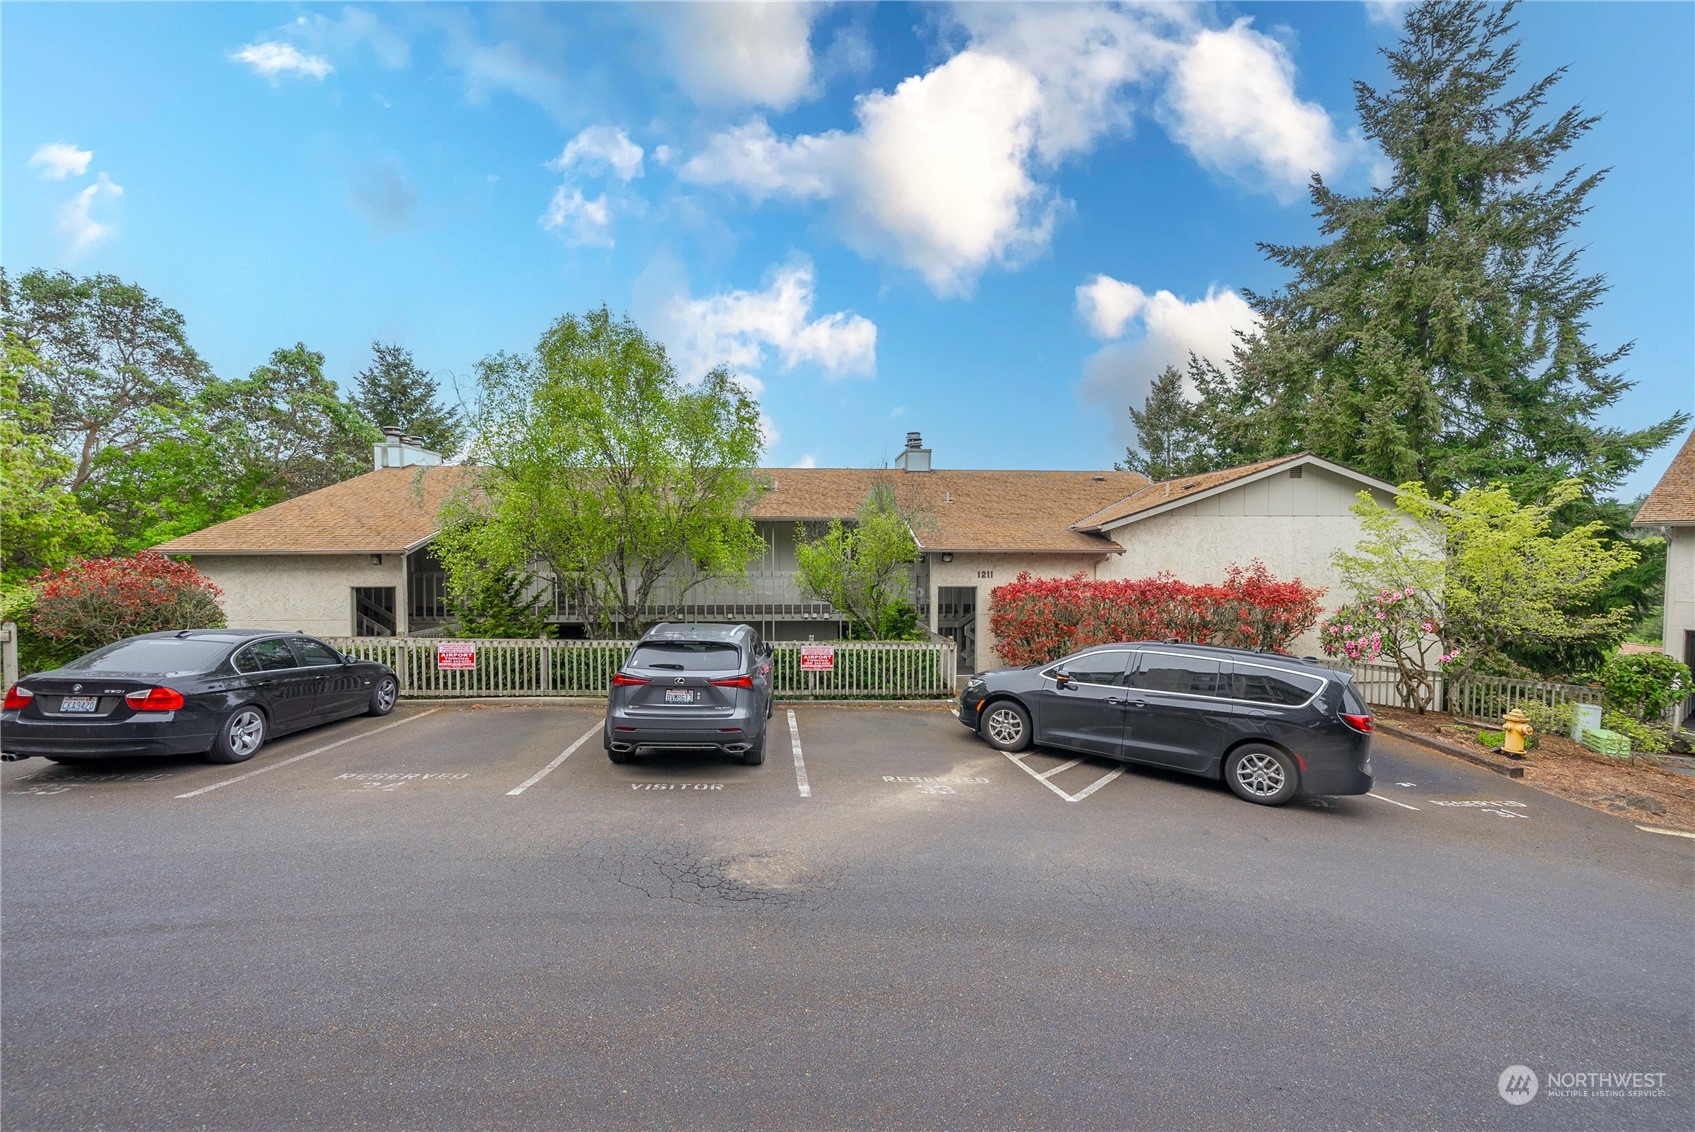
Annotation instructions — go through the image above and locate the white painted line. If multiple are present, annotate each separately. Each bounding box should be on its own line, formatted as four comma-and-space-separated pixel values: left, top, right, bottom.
1036, 757, 1086, 780
1635, 824, 1695, 840
1001, 750, 1080, 802
506, 724, 600, 795
176, 709, 439, 799
1367, 791, 1420, 811
787, 709, 811, 798
1069, 766, 1125, 801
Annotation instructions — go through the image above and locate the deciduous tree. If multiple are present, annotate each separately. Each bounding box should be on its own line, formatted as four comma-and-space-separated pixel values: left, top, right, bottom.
793, 485, 927, 640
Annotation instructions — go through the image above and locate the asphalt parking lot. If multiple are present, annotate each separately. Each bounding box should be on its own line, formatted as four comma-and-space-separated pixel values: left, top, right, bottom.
4, 702, 1691, 1131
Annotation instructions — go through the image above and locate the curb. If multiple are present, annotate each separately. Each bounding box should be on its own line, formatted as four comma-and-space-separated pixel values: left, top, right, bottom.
1377, 720, 1526, 778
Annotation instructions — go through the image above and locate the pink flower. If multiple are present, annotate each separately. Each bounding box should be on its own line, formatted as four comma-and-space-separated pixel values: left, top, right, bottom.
1375, 611, 1385, 620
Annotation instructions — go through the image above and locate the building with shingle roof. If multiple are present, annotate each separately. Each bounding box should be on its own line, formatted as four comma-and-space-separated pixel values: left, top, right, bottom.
1633, 429, 1695, 719
156, 431, 1412, 670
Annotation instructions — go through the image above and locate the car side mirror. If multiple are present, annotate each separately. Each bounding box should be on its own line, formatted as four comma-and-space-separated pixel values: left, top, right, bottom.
1054, 671, 1072, 688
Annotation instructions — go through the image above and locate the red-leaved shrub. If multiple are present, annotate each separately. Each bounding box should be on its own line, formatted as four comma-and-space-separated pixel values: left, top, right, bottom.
988, 561, 1324, 666
30, 551, 226, 657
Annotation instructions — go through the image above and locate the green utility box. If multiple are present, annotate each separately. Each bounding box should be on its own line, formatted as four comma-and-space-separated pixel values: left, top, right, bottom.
1580, 727, 1631, 758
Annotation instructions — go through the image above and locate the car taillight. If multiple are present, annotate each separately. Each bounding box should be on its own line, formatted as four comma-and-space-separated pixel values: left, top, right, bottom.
611, 673, 650, 686
125, 687, 186, 711
3, 685, 33, 710
709, 675, 753, 688
1341, 712, 1374, 734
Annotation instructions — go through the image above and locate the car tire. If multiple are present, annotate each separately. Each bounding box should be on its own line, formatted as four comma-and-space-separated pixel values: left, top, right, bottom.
1224, 744, 1299, 806
980, 700, 1032, 753
766, 694, 774, 720
741, 738, 766, 766
208, 705, 267, 764
366, 675, 398, 717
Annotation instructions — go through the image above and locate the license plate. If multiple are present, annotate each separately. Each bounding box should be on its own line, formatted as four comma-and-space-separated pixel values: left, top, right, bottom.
664, 689, 695, 704
60, 696, 98, 713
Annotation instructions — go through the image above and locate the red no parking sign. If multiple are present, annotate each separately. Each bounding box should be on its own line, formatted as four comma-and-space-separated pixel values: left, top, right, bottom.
436, 642, 476, 670
800, 644, 835, 671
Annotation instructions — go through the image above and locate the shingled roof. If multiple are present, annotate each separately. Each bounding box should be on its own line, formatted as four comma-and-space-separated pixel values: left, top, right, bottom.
1635, 430, 1695, 525
155, 465, 1150, 556
1071, 455, 1303, 531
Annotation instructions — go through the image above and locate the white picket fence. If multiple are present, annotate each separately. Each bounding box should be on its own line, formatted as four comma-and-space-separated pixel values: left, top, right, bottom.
323, 637, 957, 700
1316, 658, 1600, 721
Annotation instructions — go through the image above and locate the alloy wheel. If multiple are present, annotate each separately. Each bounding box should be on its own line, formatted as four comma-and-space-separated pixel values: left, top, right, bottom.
986, 707, 1024, 747
229, 710, 265, 756
376, 679, 397, 712
1234, 751, 1286, 798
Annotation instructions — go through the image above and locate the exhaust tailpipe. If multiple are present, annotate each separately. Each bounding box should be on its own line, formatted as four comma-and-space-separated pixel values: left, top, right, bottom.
1, 752, 33, 762
610, 742, 634, 753
723, 744, 750, 754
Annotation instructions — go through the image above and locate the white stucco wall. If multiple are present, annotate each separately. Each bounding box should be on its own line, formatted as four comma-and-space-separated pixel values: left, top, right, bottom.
1096, 466, 1416, 656
190, 554, 407, 637
1664, 528, 1695, 724
928, 552, 1107, 670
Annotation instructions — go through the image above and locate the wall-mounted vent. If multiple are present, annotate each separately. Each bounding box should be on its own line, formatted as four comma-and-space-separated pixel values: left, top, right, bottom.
943, 491, 953, 504
1289, 466, 1303, 479
1092, 475, 1106, 481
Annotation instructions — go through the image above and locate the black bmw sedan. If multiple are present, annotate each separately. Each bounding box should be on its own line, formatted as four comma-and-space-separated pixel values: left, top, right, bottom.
1, 629, 398, 765
957, 641, 1374, 806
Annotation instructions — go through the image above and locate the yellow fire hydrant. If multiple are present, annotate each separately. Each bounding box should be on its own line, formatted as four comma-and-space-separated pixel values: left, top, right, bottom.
1502, 708, 1534, 756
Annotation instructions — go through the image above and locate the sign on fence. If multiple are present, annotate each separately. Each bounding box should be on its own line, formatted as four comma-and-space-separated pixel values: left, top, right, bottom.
799, 644, 836, 672
436, 642, 476, 670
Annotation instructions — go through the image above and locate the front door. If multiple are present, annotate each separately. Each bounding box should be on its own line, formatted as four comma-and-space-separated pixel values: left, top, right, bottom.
937, 586, 977, 673
290, 636, 365, 718
233, 637, 319, 731
1037, 649, 1132, 755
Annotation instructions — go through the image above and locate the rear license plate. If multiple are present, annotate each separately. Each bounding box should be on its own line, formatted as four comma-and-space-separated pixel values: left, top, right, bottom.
664, 689, 695, 705
60, 696, 99, 713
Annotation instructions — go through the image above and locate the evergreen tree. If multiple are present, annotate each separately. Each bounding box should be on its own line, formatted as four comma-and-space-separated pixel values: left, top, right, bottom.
1118, 361, 1212, 481
1200, 0, 1686, 496
349, 342, 463, 456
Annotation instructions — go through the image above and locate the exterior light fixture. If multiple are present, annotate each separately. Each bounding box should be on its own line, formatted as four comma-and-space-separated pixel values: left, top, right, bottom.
941, 553, 953, 563
370, 554, 384, 565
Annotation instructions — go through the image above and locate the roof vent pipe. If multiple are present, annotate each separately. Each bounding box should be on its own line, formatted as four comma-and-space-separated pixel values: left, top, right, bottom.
894, 431, 932, 473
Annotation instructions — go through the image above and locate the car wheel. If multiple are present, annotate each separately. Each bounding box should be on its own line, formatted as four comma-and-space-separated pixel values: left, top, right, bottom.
366, 675, 398, 717
980, 700, 1032, 753
766, 694, 774, 719
1224, 745, 1299, 805
741, 738, 766, 766
208, 706, 267, 764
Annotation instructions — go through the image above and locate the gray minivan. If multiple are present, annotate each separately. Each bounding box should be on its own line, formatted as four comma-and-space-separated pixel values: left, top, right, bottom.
603, 623, 775, 765
957, 641, 1374, 805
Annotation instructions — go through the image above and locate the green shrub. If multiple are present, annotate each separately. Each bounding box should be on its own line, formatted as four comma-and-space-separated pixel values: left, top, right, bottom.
1601, 711, 1670, 755
1517, 700, 1575, 745
1598, 652, 1691, 722
1477, 730, 1504, 749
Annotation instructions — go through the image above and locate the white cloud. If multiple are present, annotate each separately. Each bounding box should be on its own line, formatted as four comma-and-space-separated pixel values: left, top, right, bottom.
791, 454, 818, 468
1076, 277, 1260, 446
29, 142, 93, 181
663, 3, 819, 110
432, 8, 571, 119
58, 173, 123, 255
662, 259, 877, 386
1363, 1, 1412, 28
296, 7, 410, 69
548, 126, 644, 182
540, 187, 613, 247
229, 41, 334, 81
1161, 19, 1350, 198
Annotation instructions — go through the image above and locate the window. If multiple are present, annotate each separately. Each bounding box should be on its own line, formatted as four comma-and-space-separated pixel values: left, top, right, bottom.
628, 642, 743, 672
1229, 664, 1324, 706
292, 638, 343, 667
65, 638, 231, 674
233, 639, 297, 673
1049, 650, 1129, 687
1127, 652, 1227, 697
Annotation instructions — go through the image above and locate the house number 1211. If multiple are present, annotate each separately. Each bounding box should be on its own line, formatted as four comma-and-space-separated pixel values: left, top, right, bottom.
977, 570, 994, 579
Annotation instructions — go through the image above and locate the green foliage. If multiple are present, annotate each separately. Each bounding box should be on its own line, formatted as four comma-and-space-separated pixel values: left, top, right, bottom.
1597, 652, 1691, 722
1184, 0, 1686, 496
1601, 711, 1670, 756
1476, 730, 1504, 750
441, 306, 764, 638
349, 341, 464, 455
1334, 480, 1640, 687
1, 585, 77, 676
1518, 700, 1576, 740
793, 484, 927, 640
449, 563, 552, 639
0, 340, 113, 584
29, 551, 225, 660
0, 267, 212, 493
1118, 361, 1214, 481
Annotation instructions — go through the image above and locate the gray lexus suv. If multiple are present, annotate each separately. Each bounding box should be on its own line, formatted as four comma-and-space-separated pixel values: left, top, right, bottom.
604, 623, 775, 765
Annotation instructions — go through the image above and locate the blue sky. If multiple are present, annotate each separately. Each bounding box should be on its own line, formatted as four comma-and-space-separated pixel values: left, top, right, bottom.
5, 2, 1691, 500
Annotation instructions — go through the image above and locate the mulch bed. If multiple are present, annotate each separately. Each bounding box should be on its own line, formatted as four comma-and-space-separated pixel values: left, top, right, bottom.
1376, 706, 1695, 833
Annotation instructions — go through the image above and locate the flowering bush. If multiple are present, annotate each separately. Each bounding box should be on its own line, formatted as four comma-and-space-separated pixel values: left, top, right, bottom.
1318, 585, 1449, 711
988, 561, 1324, 667
29, 552, 225, 658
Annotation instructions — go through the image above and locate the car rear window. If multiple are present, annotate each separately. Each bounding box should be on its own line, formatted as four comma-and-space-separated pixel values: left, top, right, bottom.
1341, 683, 1368, 715
62, 638, 230, 675
1228, 664, 1325, 706
1127, 652, 1228, 696
628, 642, 743, 672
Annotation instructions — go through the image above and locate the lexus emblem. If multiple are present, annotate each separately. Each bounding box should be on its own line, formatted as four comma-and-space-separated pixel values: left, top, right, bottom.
674, 677, 687, 685
72, 684, 82, 692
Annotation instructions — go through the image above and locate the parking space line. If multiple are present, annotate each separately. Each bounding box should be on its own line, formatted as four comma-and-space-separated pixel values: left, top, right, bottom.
1367, 792, 1420, 811
1635, 824, 1695, 840
506, 725, 600, 796
1001, 751, 1076, 802
1036, 757, 1085, 780
787, 709, 811, 798
1069, 766, 1125, 801
175, 710, 439, 799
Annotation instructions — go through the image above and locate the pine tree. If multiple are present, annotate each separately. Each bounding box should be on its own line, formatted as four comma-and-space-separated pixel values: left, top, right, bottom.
349, 342, 464, 456
1118, 362, 1211, 481
1202, 0, 1686, 496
